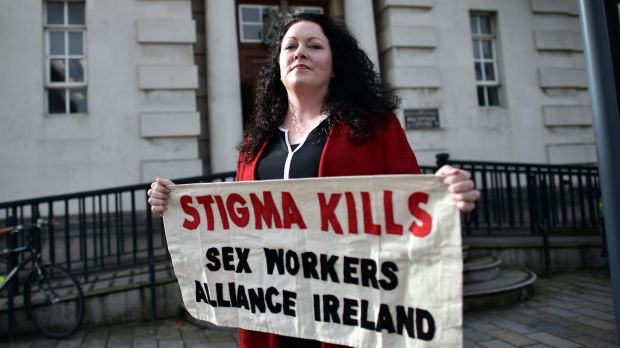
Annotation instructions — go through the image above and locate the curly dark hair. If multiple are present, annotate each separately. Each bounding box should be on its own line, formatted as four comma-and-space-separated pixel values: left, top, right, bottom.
238, 12, 400, 160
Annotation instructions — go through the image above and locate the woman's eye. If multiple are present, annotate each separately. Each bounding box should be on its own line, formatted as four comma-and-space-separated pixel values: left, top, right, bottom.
284, 45, 296, 50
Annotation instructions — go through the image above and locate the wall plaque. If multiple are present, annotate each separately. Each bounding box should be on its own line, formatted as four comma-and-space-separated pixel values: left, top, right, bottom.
404, 109, 440, 129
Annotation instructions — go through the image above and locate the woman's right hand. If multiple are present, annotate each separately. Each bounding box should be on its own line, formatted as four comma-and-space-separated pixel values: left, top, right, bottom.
148, 177, 174, 216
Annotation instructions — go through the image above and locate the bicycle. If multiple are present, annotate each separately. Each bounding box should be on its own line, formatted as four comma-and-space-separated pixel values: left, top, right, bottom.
0, 219, 85, 338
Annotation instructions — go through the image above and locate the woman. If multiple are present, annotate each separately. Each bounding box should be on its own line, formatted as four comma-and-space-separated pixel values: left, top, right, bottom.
149, 12, 479, 348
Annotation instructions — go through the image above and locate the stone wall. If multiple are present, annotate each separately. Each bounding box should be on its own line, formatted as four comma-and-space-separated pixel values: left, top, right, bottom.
374, 0, 595, 165
0, 0, 201, 202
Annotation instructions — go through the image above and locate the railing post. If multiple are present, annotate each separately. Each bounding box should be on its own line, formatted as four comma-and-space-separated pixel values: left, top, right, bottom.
48, 202, 55, 264
145, 193, 157, 319
31, 204, 41, 253
6, 241, 15, 335
539, 177, 551, 276
5, 215, 17, 336
526, 171, 537, 234
80, 197, 88, 282
435, 153, 450, 170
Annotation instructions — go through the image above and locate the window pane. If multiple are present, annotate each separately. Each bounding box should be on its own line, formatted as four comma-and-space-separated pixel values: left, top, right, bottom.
484, 63, 495, 81
487, 87, 499, 106
49, 89, 66, 113
470, 16, 478, 34
477, 86, 486, 106
475, 62, 483, 81
47, 2, 64, 25
68, 3, 85, 25
69, 32, 83, 55
241, 7, 260, 22
243, 25, 261, 40
479, 15, 491, 34
69, 88, 87, 113
68, 59, 84, 82
482, 40, 493, 59
50, 31, 65, 55
472, 40, 481, 59
50, 59, 66, 82
299, 8, 322, 14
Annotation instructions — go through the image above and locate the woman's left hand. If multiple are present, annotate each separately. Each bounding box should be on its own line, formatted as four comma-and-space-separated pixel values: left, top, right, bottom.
435, 165, 480, 213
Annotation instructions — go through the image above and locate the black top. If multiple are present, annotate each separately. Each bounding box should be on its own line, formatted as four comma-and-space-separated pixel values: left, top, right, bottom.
255, 118, 330, 180
255, 118, 330, 348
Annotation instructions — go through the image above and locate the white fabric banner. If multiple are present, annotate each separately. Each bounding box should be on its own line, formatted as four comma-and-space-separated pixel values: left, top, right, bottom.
163, 175, 462, 347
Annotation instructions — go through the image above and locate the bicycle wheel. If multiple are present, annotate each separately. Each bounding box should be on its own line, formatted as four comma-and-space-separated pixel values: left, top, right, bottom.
24, 264, 85, 338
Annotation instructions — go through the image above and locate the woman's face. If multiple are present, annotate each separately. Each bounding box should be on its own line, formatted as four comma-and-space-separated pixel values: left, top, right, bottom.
279, 21, 333, 95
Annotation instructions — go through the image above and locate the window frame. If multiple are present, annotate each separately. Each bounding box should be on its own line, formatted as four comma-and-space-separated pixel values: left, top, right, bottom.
470, 12, 501, 107
238, 4, 270, 43
44, 0, 88, 115
237, 4, 324, 43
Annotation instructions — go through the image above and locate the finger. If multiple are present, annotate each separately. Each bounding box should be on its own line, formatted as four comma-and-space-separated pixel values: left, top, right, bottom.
148, 197, 168, 207
443, 171, 471, 185
443, 171, 470, 185
453, 201, 476, 213
451, 190, 480, 203
447, 180, 475, 193
151, 205, 166, 217
156, 177, 175, 187
434, 165, 459, 177
151, 178, 172, 193
152, 183, 170, 194
148, 190, 170, 200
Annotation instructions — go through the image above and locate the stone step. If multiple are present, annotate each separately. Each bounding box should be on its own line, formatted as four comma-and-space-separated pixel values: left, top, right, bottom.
464, 255, 502, 284
464, 267, 537, 311
0, 261, 180, 336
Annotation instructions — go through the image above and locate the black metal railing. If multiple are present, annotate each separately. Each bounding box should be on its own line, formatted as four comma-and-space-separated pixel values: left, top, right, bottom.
0, 171, 236, 329
0, 172, 236, 277
0, 161, 601, 275
437, 154, 601, 236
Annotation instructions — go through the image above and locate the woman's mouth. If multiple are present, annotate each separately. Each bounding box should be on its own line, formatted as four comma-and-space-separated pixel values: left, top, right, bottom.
291, 64, 310, 71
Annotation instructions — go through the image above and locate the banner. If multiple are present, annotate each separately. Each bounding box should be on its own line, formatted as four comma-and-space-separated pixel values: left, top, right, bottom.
163, 175, 462, 347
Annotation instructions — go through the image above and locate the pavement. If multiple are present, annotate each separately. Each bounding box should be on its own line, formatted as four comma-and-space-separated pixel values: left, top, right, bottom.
1, 269, 616, 348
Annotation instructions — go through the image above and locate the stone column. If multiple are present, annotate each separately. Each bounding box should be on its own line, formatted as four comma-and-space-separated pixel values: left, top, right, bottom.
343, 0, 380, 71
206, 0, 244, 172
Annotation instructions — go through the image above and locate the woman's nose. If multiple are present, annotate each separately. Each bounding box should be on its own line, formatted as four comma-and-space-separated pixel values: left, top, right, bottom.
294, 46, 307, 59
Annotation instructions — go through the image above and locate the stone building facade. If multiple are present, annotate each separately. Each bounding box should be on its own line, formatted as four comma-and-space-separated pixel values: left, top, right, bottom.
0, 0, 604, 201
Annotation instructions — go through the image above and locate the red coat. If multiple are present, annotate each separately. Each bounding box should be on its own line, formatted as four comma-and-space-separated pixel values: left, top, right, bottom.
235, 113, 421, 348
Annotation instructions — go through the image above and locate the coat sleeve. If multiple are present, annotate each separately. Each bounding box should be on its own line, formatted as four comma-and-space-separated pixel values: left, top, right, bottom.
380, 112, 422, 175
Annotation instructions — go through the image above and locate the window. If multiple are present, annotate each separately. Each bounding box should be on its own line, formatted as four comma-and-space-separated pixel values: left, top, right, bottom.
470, 13, 500, 107
45, 0, 87, 114
239, 5, 268, 43
238, 5, 323, 43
